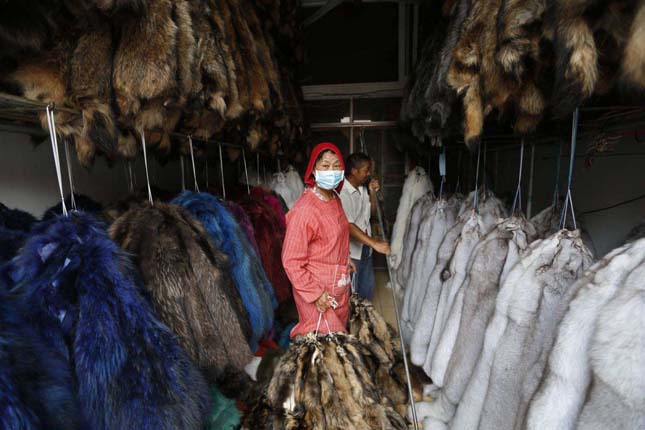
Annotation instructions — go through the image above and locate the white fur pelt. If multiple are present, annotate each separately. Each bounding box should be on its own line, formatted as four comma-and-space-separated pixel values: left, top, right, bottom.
530, 204, 561, 239
408, 191, 504, 368
421, 216, 536, 424
396, 192, 436, 290
450, 232, 584, 430
269, 172, 295, 208
269, 167, 304, 209
423, 211, 494, 378
409, 213, 467, 366
478, 229, 593, 430
389, 167, 434, 280
526, 238, 645, 430
428, 216, 537, 391
577, 262, 645, 429
401, 196, 458, 345
285, 166, 304, 204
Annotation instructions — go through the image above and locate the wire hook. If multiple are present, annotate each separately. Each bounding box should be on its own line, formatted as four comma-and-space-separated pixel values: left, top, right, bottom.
218, 143, 226, 200
188, 136, 200, 192
140, 129, 154, 205
45, 104, 68, 217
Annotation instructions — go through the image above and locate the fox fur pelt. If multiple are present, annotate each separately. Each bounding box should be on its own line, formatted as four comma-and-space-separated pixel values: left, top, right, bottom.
237, 194, 292, 304
242, 333, 408, 430
7, 212, 210, 430
0, 289, 80, 429
109, 202, 255, 387
526, 238, 645, 430
172, 191, 276, 352
621, 0, 645, 91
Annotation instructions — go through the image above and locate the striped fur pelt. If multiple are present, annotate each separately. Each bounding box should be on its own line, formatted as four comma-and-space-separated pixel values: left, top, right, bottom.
172, 191, 277, 352
109, 201, 256, 397
7, 212, 210, 430
242, 333, 408, 430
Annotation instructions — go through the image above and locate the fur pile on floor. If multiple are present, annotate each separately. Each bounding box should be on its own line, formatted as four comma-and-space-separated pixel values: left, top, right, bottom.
0, 0, 305, 166
241, 332, 408, 430
402, 0, 645, 148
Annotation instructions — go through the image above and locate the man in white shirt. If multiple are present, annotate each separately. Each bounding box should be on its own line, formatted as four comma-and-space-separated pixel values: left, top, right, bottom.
339, 153, 391, 299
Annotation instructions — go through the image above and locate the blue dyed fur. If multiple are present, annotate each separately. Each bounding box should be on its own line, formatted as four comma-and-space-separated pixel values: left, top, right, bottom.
8, 212, 210, 430
173, 191, 276, 351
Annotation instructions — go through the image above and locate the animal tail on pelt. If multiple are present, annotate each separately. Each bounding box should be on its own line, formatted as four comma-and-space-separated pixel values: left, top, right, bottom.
73, 102, 118, 166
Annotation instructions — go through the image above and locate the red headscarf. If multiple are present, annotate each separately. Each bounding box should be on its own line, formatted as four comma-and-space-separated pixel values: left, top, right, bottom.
304, 142, 346, 193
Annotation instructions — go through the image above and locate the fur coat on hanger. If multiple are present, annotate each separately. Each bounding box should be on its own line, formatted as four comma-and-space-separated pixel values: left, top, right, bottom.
172, 191, 276, 352
6, 212, 210, 430
109, 201, 256, 394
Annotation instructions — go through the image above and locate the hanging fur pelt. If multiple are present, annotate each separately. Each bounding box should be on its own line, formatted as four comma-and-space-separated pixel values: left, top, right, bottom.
0, 289, 81, 430
237, 193, 292, 304
226, 200, 261, 255
620, 0, 645, 91
242, 333, 408, 430
109, 202, 256, 389
172, 191, 276, 352
0, 203, 36, 232
7, 212, 210, 430
42, 193, 104, 221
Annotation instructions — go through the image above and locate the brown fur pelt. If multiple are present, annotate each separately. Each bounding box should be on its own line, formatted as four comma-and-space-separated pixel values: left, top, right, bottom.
620, 0, 645, 90
549, 0, 635, 115
108, 202, 255, 389
243, 333, 408, 430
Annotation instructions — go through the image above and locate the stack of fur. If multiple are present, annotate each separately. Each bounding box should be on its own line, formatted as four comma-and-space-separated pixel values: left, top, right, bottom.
0, 0, 304, 166
402, 0, 645, 148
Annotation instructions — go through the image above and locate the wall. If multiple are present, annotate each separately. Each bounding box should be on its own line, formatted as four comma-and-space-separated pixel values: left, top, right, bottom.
477, 137, 645, 257
0, 131, 188, 218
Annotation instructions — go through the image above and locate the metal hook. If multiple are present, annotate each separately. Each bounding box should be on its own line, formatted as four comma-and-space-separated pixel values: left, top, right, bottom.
473, 145, 482, 213
45, 104, 68, 217
180, 155, 186, 191
218, 143, 226, 200
242, 148, 251, 195
560, 108, 579, 230
511, 140, 525, 215
188, 136, 200, 192
62, 139, 77, 211
140, 129, 154, 205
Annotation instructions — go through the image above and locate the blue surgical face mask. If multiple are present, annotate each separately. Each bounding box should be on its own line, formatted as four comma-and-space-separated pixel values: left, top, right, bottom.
315, 170, 344, 190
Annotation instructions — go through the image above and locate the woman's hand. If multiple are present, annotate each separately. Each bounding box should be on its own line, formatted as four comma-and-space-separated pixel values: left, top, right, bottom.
349, 260, 357, 274
315, 292, 333, 312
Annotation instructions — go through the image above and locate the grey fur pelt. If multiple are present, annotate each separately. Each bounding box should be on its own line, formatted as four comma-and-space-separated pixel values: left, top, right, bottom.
109, 201, 255, 393
526, 238, 645, 430
452, 229, 593, 430
242, 333, 409, 430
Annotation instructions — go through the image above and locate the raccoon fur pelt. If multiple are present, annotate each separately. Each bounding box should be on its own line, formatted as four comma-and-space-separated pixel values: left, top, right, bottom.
109, 202, 255, 388
7, 212, 210, 430
0, 288, 81, 430
241, 333, 408, 430
172, 191, 276, 352
236, 193, 292, 304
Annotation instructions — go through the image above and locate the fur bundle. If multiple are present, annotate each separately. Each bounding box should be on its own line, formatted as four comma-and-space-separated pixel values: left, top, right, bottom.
236, 192, 292, 304
242, 333, 408, 430
6, 212, 210, 430
226, 200, 261, 254
0, 203, 36, 232
109, 202, 255, 389
42, 193, 104, 221
172, 191, 276, 352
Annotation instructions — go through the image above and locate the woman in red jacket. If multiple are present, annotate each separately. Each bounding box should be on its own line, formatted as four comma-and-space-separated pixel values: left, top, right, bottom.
282, 142, 355, 339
